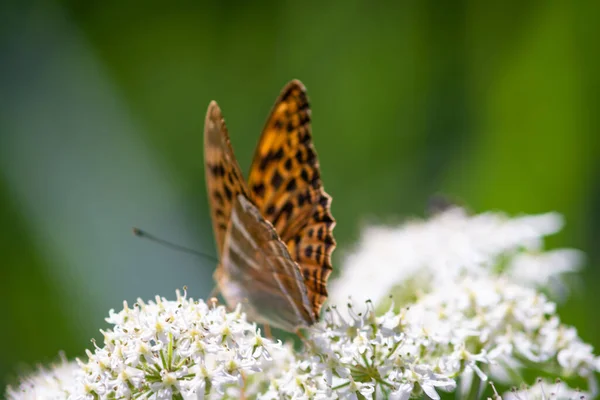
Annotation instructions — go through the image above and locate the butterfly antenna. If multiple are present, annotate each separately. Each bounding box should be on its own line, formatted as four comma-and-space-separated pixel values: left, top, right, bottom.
132, 227, 218, 264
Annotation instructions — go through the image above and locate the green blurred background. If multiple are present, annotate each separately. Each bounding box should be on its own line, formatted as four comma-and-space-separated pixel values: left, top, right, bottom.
1, 0, 599, 395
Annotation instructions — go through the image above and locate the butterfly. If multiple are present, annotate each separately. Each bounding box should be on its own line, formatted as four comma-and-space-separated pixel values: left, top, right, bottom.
204, 80, 336, 332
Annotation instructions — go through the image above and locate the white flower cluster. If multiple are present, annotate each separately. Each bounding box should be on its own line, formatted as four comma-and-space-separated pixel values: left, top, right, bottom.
325, 207, 597, 397
408, 276, 600, 395
262, 301, 458, 399
69, 290, 293, 399
6, 208, 599, 400
258, 278, 599, 399
330, 208, 584, 307
498, 379, 589, 400
5, 356, 79, 400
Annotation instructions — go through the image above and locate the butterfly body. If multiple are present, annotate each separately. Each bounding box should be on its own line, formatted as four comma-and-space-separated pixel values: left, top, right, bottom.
204, 80, 335, 331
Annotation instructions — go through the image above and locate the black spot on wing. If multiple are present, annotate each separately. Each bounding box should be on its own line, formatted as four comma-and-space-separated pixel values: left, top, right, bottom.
318, 195, 329, 207
314, 245, 323, 263
265, 204, 276, 216
272, 200, 294, 227
258, 148, 285, 172
304, 245, 313, 258
224, 185, 233, 201
271, 170, 283, 190
310, 171, 320, 189
300, 169, 310, 183
252, 183, 266, 198
305, 148, 316, 164
284, 158, 293, 171
286, 121, 296, 132
297, 191, 310, 207
210, 163, 225, 177
272, 148, 284, 162
299, 110, 310, 125
213, 191, 224, 206
227, 172, 236, 184
285, 178, 297, 192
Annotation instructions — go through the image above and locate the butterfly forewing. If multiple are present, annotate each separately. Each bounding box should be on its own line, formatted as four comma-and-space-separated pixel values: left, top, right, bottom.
247, 80, 336, 319
216, 194, 316, 331
204, 101, 251, 255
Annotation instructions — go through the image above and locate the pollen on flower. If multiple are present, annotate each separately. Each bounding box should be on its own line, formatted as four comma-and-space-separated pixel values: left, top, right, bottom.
162, 371, 178, 385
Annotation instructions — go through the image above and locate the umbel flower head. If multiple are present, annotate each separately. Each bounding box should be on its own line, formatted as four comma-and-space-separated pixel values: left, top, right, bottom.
6, 208, 599, 399
262, 301, 458, 399
329, 207, 583, 308
69, 290, 293, 399
493, 378, 589, 400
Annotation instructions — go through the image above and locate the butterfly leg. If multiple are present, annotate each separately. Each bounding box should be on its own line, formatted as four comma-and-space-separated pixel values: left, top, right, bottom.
295, 328, 316, 352
240, 371, 247, 400
295, 328, 306, 341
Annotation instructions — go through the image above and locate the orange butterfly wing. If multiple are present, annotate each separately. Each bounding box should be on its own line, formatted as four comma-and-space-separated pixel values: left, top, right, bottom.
247, 80, 336, 318
204, 101, 251, 255
205, 100, 317, 331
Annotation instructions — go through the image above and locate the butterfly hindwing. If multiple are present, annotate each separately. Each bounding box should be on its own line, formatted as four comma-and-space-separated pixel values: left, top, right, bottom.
204, 101, 251, 255
247, 80, 336, 319
216, 194, 316, 331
